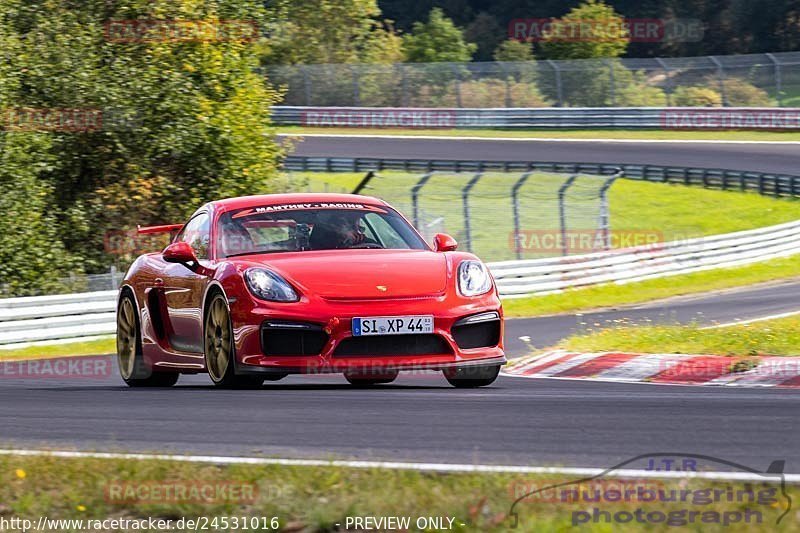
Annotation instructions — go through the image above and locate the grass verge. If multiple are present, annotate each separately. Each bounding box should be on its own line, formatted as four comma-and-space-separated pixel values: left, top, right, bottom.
561, 314, 800, 357
0, 337, 114, 361
279, 126, 800, 142
502, 256, 800, 318
0, 454, 793, 532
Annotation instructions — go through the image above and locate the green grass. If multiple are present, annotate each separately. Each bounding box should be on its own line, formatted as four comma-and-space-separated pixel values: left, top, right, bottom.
279, 126, 800, 141
289, 172, 800, 262
0, 337, 114, 361
0, 454, 793, 532
561, 314, 800, 357
503, 256, 800, 319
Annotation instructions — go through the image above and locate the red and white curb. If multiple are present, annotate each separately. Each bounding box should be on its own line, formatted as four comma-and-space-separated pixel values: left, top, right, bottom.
503, 350, 800, 388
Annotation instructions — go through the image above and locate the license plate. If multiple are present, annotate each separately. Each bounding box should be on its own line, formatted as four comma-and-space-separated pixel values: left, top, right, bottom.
352, 315, 434, 336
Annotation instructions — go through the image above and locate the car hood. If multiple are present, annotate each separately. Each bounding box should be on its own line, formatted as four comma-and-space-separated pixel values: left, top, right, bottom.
251, 249, 448, 299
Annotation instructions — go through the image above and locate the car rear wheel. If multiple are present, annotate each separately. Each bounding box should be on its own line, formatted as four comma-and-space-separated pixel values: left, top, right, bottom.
344, 370, 399, 387
117, 292, 179, 388
443, 364, 500, 388
204, 293, 264, 389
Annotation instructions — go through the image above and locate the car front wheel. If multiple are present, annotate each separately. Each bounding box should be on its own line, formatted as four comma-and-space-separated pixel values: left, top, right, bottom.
443, 364, 501, 388
204, 293, 263, 390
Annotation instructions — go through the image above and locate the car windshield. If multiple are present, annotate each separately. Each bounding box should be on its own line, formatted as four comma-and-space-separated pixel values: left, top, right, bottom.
218, 204, 428, 257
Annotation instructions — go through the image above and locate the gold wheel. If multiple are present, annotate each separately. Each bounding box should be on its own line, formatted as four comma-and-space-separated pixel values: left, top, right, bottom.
205, 296, 232, 383
117, 296, 137, 380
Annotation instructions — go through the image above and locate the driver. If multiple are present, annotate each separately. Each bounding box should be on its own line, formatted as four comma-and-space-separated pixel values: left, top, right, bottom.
310, 211, 375, 249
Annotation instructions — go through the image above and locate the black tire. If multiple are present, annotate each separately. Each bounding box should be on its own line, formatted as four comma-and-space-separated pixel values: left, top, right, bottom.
344, 370, 399, 387
117, 291, 179, 388
443, 364, 501, 388
204, 292, 264, 390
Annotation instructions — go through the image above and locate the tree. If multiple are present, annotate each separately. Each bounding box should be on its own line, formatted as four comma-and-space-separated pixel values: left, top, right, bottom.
0, 0, 284, 290
493, 40, 535, 62
260, 0, 401, 65
537, 0, 629, 60
402, 8, 477, 63
465, 12, 504, 62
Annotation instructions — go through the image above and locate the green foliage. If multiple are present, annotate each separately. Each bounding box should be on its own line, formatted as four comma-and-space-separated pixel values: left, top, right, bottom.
720, 78, 775, 106
260, 0, 401, 65
672, 86, 724, 107
538, 0, 629, 60
402, 8, 477, 63
544, 60, 666, 107
409, 79, 550, 108
0, 0, 284, 292
493, 40, 535, 62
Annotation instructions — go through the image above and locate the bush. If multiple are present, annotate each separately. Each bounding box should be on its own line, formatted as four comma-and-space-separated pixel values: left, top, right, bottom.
408, 79, 550, 108
720, 78, 774, 106
672, 86, 723, 107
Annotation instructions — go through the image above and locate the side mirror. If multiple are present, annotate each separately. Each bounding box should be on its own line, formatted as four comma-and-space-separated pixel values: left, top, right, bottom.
163, 242, 198, 268
433, 233, 458, 252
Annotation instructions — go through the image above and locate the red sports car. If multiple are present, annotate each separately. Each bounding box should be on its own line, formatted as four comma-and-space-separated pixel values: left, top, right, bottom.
117, 193, 505, 389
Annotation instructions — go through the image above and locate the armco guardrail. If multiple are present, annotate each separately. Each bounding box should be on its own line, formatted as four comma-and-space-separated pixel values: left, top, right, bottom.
489, 219, 800, 297
284, 157, 800, 198
3, 220, 800, 345
273, 106, 800, 129
0, 291, 116, 346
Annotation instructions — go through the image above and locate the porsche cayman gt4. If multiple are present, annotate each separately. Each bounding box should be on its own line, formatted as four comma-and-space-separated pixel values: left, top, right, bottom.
117, 193, 505, 389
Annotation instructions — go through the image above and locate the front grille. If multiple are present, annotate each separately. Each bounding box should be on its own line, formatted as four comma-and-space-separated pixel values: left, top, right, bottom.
333, 334, 452, 357
261, 321, 328, 356
452, 317, 501, 349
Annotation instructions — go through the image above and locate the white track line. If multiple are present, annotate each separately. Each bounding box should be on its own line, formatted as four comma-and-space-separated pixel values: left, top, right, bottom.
279, 133, 800, 145
1, 449, 797, 482
701, 309, 800, 329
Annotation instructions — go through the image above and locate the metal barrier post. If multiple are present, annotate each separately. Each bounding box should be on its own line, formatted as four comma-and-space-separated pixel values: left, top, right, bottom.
558, 174, 579, 256
302, 66, 311, 106
655, 58, 673, 106
462, 172, 484, 253
598, 170, 623, 250
547, 60, 563, 107
606, 59, 616, 106
766, 53, 783, 107
511, 171, 534, 260
709, 56, 729, 106
351, 65, 360, 106
411, 172, 434, 229
451, 63, 462, 108
352, 171, 375, 194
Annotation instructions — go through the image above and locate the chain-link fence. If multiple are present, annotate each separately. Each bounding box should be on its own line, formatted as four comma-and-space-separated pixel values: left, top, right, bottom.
264, 51, 800, 108
287, 170, 619, 261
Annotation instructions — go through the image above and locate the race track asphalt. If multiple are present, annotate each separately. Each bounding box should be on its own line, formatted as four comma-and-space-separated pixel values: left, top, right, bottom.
1, 136, 798, 472
2, 280, 800, 471
283, 134, 800, 175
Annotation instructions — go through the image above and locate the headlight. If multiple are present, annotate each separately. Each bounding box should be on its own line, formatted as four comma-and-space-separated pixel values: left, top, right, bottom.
458, 260, 492, 297
244, 268, 299, 302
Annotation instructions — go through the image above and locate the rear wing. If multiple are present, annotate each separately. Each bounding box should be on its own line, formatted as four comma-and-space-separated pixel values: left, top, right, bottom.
136, 223, 184, 235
